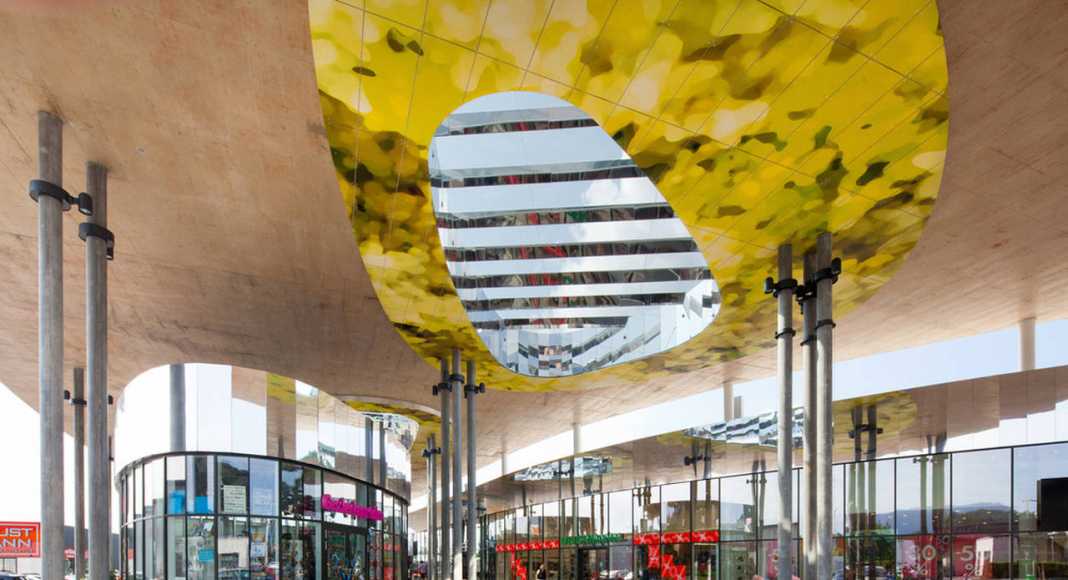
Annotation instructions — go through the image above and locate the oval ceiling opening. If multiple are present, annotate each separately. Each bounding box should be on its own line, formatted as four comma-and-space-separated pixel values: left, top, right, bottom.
430, 92, 719, 378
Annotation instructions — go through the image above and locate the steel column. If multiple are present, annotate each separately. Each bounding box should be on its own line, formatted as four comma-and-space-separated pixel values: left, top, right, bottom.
800, 252, 817, 580
86, 161, 110, 580
36, 111, 65, 580
465, 360, 480, 580
773, 244, 795, 580
815, 232, 835, 579
438, 359, 452, 580
366, 417, 375, 484
379, 420, 388, 487
73, 368, 86, 580
170, 364, 185, 451
425, 435, 438, 580
450, 349, 464, 580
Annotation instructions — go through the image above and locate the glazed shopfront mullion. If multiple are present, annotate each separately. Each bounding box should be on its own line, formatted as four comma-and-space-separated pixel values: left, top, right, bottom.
119, 451, 407, 580
480, 441, 1068, 579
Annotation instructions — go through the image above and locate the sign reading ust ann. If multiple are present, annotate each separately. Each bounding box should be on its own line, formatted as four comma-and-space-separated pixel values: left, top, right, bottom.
0, 521, 40, 558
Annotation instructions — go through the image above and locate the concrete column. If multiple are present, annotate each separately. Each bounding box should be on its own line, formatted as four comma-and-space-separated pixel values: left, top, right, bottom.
379, 420, 388, 487
773, 245, 794, 580
465, 360, 479, 580
86, 161, 110, 580
815, 232, 835, 579
73, 368, 86, 580
169, 364, 186, 451
450, 350, 464, 580
800, 252, 817, 580
36, 111, 65, 580
1020, 317, 1036, 371
438, 359, 451, 580
426, 436, 437, 580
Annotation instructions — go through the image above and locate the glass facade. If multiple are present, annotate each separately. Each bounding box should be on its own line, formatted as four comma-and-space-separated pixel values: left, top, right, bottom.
478, 442, 1068, 579
120, 452, 407, 580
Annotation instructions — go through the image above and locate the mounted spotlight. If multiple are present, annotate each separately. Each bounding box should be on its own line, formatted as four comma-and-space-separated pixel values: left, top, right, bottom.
29, 179, 94, 216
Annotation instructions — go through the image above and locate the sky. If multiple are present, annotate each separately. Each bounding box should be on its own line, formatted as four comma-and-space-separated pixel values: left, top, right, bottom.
1, 318, 1066, 520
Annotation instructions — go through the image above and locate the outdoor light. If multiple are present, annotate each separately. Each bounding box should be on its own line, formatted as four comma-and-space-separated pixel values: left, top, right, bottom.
28, 178, 94, 215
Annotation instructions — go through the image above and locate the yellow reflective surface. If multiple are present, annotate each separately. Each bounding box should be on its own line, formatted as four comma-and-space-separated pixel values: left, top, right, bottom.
309, 0, 948, 392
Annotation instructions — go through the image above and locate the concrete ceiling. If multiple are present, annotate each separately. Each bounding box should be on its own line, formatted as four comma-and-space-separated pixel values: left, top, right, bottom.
0, 0, 1065, 494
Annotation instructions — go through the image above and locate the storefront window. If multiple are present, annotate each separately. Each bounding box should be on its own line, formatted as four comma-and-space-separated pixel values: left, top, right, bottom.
167, 456, 187, 514
282, 462, 305, 517
135, 519, 144, 579
146, 459, 165, 518
951, 534, 1011, 578
187, 455, 216, 514
517, 506, 532, 543
281, 519, 304, 578
721, 474, 765, 541
845, 536, 895, 579
325, 471, 356, 526
1015, 532, 1068, 579
692, 542, 717, 580
167, 516, 186, 579
250, 458, 279, 516
662, 482, 691, 533
125, 524, 136, 579
562, 499, 573, 537
693, 479, 719, 535
1013, 442, 1068, 532
896, 534, 950, 579
219, 456, 251, 515
896, 454, 949, 536
544, 501, 561, 540
545, 545, 561, 580
576, 496, 593, 536
152, 514, 166, 579
953, 449, 1011, 534
846, 459, 894, 536
305, 466, 323, 519
219, 516, 250, 579
250, 517, 279, 579
608, 491, 632, 540
635, 486, 660, 534
530, 503, 544, 541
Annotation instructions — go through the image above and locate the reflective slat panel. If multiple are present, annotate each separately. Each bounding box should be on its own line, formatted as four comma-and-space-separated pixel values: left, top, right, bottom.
431, 92, 719, 377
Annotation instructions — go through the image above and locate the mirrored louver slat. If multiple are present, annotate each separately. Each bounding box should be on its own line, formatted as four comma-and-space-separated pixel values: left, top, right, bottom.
430, 92, 720, 377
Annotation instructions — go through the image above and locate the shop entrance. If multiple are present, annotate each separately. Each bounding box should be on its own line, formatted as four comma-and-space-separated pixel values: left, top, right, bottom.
577, 547, 608, 580
324, 524, 368, 580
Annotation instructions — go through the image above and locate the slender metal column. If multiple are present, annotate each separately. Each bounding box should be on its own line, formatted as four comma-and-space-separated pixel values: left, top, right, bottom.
379, 420, 388, 487
800, 252, 817, 580
86, 161, 110, 580
366, 417, 375, 484
35, 111, 66, 580
815, 232, 836, 579
772, 244, 795, 580
424, 436, 438, 580
72, 368, 86, 580
465, 360, 483, 580
438, 359, 452, 580
170, 364, 186, 451
450, 349, 464, 580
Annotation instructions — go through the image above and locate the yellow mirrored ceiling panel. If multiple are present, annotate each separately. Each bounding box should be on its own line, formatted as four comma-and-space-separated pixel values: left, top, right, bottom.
309, 0, 948, 391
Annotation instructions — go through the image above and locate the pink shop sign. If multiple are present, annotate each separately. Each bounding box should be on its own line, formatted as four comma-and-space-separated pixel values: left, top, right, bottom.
321, 494, 384, 521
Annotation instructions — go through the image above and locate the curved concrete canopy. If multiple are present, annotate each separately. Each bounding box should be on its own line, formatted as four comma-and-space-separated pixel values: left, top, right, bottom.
0, 0, 1064, 497
310, 0, 950, 391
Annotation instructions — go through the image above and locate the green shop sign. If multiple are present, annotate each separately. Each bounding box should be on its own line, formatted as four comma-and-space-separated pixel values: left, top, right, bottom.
561, 534, 624, 546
